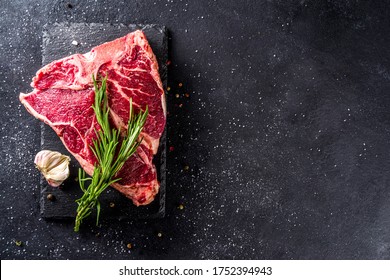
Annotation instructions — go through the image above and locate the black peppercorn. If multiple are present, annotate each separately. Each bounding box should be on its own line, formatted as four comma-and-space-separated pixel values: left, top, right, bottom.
47, 193, 56, 201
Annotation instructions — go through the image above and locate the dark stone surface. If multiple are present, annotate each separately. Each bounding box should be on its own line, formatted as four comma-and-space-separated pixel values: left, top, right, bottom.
0, 0, 390, 259
40, 23, 167, 220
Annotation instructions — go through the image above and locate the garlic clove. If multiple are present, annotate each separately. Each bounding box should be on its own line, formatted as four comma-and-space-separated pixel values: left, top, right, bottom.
34, 150, 71, 187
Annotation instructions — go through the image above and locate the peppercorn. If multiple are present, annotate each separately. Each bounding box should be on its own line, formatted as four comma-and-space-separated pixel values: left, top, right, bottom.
178, 204, 184, 210
126, 243, 132, 249
109, 202, 115, 208
47, 193, 56, 201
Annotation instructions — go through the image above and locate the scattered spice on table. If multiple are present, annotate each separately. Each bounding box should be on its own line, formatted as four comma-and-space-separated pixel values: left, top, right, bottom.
109, 202, 115, 208
169, 146, 175, 152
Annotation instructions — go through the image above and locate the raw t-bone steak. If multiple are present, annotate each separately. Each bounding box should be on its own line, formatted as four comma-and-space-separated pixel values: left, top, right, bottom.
19, 30, 166, 206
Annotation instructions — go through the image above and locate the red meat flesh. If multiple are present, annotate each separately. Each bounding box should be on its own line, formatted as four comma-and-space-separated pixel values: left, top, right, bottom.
20, 30, 166, 206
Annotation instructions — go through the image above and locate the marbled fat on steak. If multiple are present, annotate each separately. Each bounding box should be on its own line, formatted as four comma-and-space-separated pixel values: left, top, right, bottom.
19, 30, 166, 206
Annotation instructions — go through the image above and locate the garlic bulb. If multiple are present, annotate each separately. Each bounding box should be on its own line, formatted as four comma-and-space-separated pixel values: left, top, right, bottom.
34, 150, 71, 187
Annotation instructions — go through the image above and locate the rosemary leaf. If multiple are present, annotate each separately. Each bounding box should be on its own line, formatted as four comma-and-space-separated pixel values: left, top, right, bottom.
74, 75, 148, 232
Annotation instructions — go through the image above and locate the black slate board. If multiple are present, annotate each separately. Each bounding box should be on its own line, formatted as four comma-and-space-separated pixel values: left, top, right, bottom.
39, 23, 167, 220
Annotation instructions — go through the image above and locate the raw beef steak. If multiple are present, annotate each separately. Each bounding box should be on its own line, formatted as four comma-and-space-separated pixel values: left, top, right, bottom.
19, 30, 166, 206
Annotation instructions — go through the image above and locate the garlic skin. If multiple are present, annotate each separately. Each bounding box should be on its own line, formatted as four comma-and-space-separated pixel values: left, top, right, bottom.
34, 150, 71, 187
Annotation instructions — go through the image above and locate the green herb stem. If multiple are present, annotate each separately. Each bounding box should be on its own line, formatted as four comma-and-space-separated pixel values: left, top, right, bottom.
74, 75, 148, 232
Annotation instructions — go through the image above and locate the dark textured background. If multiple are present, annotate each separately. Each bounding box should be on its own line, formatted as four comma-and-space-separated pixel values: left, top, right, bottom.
1, 0, 390, 259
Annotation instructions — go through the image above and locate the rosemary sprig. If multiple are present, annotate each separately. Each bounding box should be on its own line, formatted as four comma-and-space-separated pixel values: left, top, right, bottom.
74, 75, 148, 232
